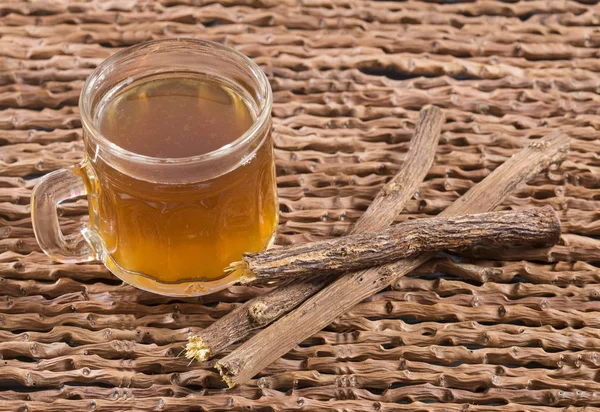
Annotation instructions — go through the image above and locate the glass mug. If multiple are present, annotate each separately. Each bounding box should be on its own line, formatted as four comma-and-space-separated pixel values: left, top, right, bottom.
31, 39, 278, 296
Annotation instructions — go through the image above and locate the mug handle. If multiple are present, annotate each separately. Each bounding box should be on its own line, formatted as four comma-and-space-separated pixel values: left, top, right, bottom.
31, 162, 96, 263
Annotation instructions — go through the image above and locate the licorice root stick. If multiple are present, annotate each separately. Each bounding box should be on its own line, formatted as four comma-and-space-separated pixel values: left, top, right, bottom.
217, 131, 569, 387
185, 105, 445, 363
233, 206, 561, 282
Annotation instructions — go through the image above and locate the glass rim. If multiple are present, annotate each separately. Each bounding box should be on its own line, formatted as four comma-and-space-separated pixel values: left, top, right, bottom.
78, 38, 273, 165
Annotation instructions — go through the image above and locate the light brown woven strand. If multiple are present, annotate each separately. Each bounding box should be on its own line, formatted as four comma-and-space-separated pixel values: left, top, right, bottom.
2, 0, 600, 410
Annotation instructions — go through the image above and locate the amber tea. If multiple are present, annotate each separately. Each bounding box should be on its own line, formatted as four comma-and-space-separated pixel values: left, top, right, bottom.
88, 74, 278, 288
31, 39, 276, 296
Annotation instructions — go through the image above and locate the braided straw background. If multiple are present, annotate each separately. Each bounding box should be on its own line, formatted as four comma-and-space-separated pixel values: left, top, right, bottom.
1, 0, 600, 410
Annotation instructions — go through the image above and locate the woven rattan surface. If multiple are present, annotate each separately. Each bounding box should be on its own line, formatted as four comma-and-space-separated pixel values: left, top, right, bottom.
1, 0, 600, 410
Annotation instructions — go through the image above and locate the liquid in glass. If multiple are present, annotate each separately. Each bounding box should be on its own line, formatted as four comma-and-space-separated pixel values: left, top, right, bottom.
86, 74, 278, 287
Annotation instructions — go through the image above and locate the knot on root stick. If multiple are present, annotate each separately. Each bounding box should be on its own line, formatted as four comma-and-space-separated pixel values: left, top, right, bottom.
248, 300, 277, 327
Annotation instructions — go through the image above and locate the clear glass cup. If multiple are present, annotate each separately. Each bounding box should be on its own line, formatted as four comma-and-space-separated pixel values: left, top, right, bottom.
31, 39, 278, 296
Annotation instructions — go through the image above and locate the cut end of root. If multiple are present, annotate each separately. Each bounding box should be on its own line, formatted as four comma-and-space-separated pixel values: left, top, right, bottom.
225, 260, 255, 284
215, 362, 236, 388
185, 336, 213, 363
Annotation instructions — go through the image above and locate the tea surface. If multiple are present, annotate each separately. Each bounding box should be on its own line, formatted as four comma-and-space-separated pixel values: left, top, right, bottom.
98, 76, 254, 158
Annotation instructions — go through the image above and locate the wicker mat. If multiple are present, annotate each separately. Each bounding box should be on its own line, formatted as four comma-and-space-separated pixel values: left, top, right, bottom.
1, 0, 600, 410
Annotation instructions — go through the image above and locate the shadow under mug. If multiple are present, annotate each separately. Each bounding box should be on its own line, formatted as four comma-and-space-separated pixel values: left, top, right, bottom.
31, 39, 278, 296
